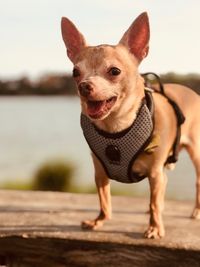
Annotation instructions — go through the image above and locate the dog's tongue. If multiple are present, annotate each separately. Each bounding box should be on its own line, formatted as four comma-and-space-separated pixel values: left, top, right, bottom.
87, 100, 105, 116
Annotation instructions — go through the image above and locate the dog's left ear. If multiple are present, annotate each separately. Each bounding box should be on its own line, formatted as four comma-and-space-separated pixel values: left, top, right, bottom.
119, 12, 150, 63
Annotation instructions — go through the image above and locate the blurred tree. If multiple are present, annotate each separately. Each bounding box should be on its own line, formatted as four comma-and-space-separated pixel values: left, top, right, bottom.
35, 74, 77, 95
33, 160, 74, 192
161, 72, 200, 94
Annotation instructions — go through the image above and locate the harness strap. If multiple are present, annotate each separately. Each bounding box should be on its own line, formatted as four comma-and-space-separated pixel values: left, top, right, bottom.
142, 72, 186, 164
166, 98, 185, 163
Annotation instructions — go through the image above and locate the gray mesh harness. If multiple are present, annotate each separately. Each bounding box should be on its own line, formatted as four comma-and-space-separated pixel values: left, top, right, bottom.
81, 91, 154, 183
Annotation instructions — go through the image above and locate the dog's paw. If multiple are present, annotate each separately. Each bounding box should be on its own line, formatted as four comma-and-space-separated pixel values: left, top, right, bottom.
191, 208, 200, 220
144, 226, 165, 239
81, 219, 103, 230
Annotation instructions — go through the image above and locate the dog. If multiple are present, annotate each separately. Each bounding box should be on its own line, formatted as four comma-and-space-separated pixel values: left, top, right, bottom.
61, 12, 200, 238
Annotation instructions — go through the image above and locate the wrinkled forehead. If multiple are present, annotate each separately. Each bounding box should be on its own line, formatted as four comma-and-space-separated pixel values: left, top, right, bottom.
75, 45, 134, 71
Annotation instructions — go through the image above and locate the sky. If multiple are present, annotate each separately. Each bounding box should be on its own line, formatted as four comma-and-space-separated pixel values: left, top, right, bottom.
1, 0, 200, 80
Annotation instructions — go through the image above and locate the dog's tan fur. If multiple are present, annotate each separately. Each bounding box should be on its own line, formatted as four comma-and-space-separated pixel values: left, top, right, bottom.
61, 12, 200, 238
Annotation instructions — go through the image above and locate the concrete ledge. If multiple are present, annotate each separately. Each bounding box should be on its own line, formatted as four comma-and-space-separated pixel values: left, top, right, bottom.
0, 190, 199, 266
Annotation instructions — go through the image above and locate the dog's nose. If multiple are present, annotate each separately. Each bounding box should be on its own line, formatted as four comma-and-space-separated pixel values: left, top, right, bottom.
78, 82, 93, 97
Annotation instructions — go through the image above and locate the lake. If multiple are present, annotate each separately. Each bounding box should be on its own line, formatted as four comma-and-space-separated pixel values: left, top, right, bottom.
0, 96, 196, 201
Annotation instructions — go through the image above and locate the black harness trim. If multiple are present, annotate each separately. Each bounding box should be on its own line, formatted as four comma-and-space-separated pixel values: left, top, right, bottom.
142, 72, 186, 164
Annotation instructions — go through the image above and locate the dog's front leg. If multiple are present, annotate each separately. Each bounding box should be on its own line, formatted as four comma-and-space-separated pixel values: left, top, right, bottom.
145, 169, 167, 239
82, 154, 112, 230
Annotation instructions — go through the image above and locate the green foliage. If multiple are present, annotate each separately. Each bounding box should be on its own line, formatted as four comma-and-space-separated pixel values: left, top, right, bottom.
0, 74, 77, 95
0, 180, 32, 191
33, 160, 74, 192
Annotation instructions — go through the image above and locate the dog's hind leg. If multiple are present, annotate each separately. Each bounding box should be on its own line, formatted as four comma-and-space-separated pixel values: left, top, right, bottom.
185, 141, 200, 219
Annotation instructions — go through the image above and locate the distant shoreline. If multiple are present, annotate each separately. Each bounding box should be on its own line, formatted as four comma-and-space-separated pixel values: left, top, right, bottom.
0, 72, 199, 96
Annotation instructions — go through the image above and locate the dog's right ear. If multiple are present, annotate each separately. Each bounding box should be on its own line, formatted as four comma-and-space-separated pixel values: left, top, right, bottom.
61, 17, 86, 63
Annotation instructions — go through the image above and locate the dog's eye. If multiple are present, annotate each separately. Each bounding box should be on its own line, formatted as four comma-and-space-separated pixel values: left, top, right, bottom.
108, 67, 121, 76
72, 68, 80, 78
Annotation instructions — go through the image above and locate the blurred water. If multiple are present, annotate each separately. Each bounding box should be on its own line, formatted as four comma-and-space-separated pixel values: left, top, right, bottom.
0, 96, 196, 200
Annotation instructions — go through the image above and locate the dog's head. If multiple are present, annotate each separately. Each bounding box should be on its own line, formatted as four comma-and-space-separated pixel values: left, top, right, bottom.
61, 13, 150, 121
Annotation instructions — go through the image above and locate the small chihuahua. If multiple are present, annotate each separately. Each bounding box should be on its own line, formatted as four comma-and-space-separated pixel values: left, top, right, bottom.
61, 12, 200, 238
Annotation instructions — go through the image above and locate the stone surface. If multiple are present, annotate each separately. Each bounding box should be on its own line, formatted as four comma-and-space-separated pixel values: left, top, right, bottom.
0, 190, 199, 266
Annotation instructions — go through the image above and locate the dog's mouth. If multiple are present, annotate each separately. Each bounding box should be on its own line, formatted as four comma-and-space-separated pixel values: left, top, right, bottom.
86, 96, 117, 119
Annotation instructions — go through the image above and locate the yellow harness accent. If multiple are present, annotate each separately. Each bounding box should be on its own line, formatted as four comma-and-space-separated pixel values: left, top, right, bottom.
144, 134, 160, 154
143, 87, 160, 154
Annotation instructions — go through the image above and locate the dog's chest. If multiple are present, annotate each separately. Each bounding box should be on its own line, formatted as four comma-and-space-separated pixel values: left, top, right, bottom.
81, 99, 154, 183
